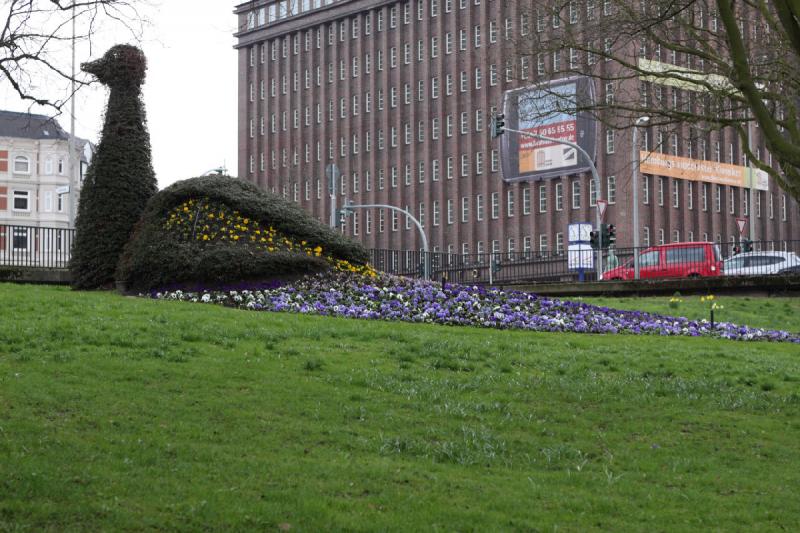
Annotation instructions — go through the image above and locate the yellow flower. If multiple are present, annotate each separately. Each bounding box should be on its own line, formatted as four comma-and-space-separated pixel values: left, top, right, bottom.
233, 235, 239, 241
202, 235, 209, 241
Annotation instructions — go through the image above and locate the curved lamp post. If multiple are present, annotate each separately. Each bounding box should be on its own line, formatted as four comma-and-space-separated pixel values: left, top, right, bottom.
342, 200, 430, 280
632, 116, 650, 280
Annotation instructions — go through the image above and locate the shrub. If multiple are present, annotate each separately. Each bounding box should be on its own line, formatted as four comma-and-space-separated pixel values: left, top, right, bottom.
70, 45, 157, 289
116, 175, 370, 292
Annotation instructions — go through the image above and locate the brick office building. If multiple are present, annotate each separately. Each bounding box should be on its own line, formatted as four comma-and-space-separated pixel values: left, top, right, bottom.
234, 0, 799, 259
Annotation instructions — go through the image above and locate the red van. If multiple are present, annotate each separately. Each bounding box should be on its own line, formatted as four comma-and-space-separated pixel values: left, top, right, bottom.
602, 242, 723, 280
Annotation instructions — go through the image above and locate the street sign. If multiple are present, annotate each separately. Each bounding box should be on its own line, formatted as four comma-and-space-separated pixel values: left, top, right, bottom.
736, 217, 748, 237
596, 199, 608, 220
55, 185, 70, 194
325, 163, 340, 195
568, 244, 594, 270
568, 222, 593, 243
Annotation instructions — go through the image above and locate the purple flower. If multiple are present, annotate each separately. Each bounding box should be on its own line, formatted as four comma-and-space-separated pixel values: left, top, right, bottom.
149, 272, 800, 344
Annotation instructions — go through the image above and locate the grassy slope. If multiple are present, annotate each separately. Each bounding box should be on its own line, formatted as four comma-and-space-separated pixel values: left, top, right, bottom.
1, 284, 799, 531
579, 295, 800, 334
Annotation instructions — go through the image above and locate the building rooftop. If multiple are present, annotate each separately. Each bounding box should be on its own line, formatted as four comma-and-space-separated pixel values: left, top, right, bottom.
0, 110, 70, 141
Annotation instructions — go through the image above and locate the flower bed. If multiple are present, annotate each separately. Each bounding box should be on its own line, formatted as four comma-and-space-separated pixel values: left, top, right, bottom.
163, 197, 376, 277
149, 273, 800, 343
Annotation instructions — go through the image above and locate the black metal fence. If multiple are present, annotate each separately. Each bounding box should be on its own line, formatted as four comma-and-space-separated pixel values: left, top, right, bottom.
1, 224, 797, 285
369, 240, 800, 284
0, 225, 75, 269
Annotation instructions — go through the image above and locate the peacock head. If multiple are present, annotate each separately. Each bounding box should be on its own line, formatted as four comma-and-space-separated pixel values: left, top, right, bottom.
82, 44, 147, 88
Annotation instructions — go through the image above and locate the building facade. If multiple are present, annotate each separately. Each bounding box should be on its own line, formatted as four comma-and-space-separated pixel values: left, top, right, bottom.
0, 110, 91, 260
234, 0, 799, 259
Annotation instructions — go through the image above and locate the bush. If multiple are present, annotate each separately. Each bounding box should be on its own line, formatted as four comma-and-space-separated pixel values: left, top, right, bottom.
116, 175, 369, 292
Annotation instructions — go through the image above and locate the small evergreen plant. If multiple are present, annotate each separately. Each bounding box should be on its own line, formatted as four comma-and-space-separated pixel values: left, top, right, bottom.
70, 45, 157, 289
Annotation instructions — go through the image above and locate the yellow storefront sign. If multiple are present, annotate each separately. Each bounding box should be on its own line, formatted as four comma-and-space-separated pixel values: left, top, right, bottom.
639, 151, 769, 191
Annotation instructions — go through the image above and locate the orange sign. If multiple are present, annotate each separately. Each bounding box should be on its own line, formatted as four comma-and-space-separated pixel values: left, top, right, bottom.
639, 151, 769, 191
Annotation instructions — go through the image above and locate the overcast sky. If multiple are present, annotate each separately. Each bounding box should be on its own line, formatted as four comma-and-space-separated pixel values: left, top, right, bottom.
2, 1, 239, 190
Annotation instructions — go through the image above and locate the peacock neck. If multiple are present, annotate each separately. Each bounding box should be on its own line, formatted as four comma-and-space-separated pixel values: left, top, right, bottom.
102, 85, 147, 137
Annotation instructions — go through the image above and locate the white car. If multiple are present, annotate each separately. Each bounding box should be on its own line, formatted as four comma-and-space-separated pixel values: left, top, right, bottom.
723, 251, 800, 276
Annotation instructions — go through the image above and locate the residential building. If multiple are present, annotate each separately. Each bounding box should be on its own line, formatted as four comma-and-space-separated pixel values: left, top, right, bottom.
0, 110, 92, 258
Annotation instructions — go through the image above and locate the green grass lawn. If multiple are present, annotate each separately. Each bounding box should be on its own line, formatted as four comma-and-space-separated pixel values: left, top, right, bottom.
580, 294, 800, 334
2, 283, 800, 531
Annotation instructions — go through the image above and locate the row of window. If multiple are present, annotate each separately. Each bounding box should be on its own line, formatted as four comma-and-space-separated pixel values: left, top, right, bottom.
248, 63, 507, 107
2, 189, 66, 213
641, 177, 789, 220
339, 227, 771, 259
247, 0, 497, 36
267, 175, 612, 221
1, 154, 68, 175
262, 173, 791, 229
246, 0, 339, 30
250, 139, 501, 173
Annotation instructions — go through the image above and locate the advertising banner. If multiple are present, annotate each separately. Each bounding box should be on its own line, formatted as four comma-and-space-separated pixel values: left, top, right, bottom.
639, 151, 769, 191
500, 77, 596, 183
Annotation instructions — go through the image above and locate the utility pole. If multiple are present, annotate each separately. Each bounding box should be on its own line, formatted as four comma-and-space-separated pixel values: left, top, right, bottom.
325, 163, 340, 229
68, 4, 77, 227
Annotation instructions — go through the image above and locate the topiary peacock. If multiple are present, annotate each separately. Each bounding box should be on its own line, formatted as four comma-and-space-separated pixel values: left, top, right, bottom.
70, 44, 157, 289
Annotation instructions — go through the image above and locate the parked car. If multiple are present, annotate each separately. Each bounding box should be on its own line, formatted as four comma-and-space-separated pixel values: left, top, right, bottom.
602, 242, 723, 280
723, 251, 800, 276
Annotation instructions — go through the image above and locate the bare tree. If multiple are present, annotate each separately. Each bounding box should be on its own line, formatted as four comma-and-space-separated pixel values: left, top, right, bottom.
513, 0, 800, 200
0, 0, 147, 110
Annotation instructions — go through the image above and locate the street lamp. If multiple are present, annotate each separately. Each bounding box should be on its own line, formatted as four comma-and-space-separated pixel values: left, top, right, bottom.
342, 200, 431, 279
747, 82, 765, 244
632, 116, 650, 280
201, 167, 228, 176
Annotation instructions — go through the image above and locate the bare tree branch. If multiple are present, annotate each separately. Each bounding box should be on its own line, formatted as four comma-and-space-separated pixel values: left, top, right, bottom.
513, 0, 800, 199
0, 0, 148, 112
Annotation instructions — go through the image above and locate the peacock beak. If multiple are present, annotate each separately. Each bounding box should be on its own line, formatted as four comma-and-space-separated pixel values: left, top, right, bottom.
81, 58, 103, 77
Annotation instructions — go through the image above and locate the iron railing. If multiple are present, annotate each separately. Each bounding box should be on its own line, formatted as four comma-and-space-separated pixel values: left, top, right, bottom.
0, 225, 75, 269
1, 224, 797, 284
369, 240, 800, 284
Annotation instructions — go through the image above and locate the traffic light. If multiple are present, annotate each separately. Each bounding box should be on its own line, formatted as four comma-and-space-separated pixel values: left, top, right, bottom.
490, 114, 505, 139
742, 238, 753, 253
607, 224, 616, 247
335, 207, 350, 227
589, 230, 599, 250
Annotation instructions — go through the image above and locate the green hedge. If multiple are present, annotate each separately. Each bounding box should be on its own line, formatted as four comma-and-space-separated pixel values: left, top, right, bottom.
116, 175, 368, 291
